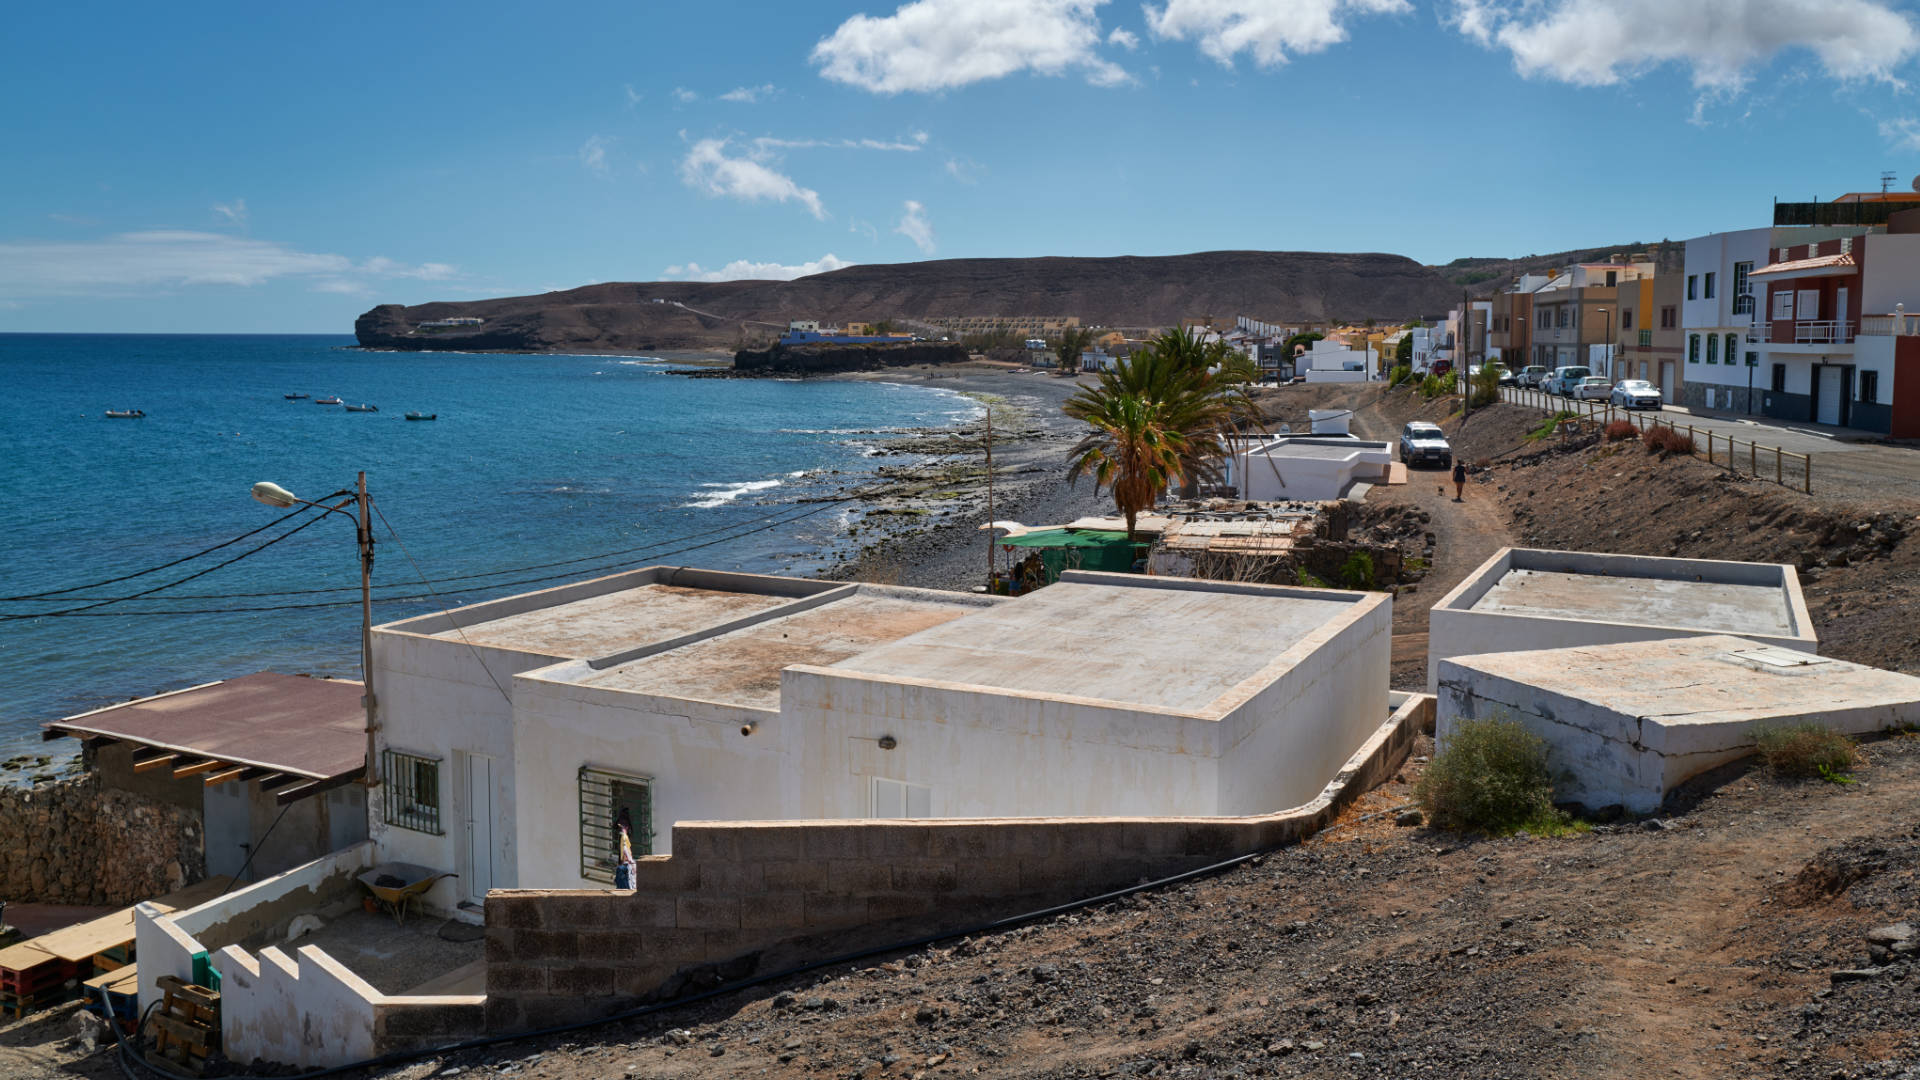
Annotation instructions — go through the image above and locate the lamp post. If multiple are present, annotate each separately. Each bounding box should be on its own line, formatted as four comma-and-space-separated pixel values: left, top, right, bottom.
1593, 307, 1613, 378
252, 473, 379, 788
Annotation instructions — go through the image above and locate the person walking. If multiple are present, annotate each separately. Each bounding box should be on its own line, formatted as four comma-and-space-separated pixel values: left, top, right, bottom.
1451, 460, 1467, 502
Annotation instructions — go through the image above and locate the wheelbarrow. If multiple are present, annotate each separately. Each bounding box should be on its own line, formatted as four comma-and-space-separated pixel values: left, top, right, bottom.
357, 863, 456, 926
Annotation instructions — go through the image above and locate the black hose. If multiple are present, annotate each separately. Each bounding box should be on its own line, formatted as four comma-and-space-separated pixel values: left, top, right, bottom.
109, 839, 1279, 1080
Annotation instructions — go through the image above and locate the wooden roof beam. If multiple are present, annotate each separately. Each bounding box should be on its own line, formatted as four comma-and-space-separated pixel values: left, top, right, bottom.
256, 773, 302, 792
202, 765, 267, 787
273, 767, 365, 806
172, 758, 226, 779
131, 752, 178, 773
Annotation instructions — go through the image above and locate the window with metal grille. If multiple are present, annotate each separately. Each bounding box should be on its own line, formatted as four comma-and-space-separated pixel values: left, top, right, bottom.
579, 766, 654, 884
381, 750, 442, 835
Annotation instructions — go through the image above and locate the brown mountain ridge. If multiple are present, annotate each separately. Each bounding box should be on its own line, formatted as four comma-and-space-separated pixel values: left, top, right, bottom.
352, 246, 1638, 354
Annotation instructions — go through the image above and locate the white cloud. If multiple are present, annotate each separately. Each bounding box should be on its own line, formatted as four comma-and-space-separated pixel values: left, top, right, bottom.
1144, 0, 1408, 68
911, 130, 930, 144
1108, 26, 1140, 50
944, 156, 984, 184
211, 198, 248, 224
0, 230, 458, 298
678, 138, 828, 219
719, 83, 778, 103
1447, 0, 1919, 91
850, 219, 880, 241
812, 0, 1129, 93
579, 135, 611, 177
1881, 116, 1920, 151
623, 83, 643, 108
663, 253, 856, 281
673, 87, 698, 103
894, 200, 935, 254
752, 135, 926, 152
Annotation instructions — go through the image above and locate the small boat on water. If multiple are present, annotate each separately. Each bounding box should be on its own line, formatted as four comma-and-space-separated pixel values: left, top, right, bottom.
404, 411, 437, 421
284, 392, 310, 400
104, 409, 146, 419
343, 403, 379, 413
315, 396, 342, 405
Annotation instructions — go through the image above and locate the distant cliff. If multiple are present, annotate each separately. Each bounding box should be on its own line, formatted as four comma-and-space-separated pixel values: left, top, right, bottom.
352, 250, 1473, 354
733, 341, 970, 375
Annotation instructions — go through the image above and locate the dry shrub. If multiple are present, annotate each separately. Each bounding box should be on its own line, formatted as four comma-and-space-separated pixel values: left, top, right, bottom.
1753, 722, 1857, 780
1603, 419, 1637, 443
1416, 716, 1563, 834
1642, 425, 1696, 455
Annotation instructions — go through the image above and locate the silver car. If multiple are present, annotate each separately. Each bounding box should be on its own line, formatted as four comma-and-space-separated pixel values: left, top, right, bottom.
1572, 376, 1613, 401
1610, 379, 1663, 409
1399, 421, 1453, 468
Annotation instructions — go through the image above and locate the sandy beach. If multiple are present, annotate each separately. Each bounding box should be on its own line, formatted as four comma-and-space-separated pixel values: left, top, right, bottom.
814, 363, 1117, 591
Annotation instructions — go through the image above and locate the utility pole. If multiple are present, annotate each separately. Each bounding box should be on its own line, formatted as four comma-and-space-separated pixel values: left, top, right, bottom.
984, 407, 995, 590
1461, 288, 1470, 420
356, 471, 380, 788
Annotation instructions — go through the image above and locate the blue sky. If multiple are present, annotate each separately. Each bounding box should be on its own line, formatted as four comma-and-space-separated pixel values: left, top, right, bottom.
7, 0, 1920, 332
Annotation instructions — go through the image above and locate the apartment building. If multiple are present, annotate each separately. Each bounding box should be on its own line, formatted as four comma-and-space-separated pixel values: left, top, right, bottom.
1613, 246, 1685, 403
1747, 230, 1920, 434
1489, 276, 1544, 369
1529, 261, 1650, 375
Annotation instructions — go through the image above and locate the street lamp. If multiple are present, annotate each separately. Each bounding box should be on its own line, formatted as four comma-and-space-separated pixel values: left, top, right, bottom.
1592, 307, 1614, 378
251, 473, 380, 788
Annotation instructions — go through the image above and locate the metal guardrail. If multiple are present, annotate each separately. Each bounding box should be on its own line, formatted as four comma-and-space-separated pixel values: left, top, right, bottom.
1498, 386, 1811, 493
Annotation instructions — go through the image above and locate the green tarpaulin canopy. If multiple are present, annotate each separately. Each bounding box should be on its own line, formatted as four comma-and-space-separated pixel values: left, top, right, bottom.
997, 529, 1142, 582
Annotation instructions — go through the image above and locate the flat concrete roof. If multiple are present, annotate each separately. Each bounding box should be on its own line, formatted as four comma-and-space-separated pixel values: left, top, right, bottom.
829, 577, 1361, 713
441, 582, 796, 658
1445, 634, 1920, 729
577, 587, 988, 709
1471, 568, 1794, 637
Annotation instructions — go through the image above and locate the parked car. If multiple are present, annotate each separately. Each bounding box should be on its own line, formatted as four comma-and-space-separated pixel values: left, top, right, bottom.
1518, 365, 1551, 388
1610, 379, 1663, 409
1545, 365, 1591, 395
1484, 362, 1517, 386
1430, 359, 1453, 377
1572, 376, 1613, 401
1399, 421, 1453, 468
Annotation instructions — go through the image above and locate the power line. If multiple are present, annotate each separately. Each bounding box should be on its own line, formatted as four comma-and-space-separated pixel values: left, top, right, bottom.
0, 498, 852, 619
6, 494, 865, 603
0, 499, 336, 602
0, 510, 340, 620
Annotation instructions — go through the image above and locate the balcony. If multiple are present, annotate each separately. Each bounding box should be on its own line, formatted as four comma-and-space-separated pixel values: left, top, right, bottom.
1858, 313, 1920, 337
1637, 329, 1653, 347
1768, 320, 1854, 345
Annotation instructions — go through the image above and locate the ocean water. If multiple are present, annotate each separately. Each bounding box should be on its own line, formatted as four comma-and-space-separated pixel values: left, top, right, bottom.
0, 334, 980, 762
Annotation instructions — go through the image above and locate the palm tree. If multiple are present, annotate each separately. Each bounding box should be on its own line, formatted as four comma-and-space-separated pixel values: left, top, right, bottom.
1064, 352, 1235, 539
1052, 325, 1095, 373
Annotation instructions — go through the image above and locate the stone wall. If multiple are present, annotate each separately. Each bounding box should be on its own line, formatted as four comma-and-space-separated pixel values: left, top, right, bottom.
0, 774, 204, 904
483, 694, 1429, 1032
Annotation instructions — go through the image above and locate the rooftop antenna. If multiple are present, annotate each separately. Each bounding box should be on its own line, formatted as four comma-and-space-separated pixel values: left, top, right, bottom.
1884, 171, 1898, 194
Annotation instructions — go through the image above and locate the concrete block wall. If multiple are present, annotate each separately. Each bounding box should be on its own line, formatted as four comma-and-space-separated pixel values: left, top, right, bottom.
483, 693, 1430, 1032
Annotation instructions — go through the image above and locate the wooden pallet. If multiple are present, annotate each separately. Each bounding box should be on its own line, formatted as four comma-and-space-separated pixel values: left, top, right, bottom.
146, 975, 217, 1076
84, 964, 140, 1030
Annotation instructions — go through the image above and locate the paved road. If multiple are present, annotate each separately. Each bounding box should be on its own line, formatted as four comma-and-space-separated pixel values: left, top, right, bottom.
1496, 385, 1920, 504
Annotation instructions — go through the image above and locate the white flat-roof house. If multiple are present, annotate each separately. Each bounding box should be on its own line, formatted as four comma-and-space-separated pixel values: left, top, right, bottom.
372, 567, 1391, 909
1426, 547, 1814, 693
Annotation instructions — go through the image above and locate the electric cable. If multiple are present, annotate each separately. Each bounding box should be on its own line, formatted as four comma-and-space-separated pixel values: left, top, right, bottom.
0, 500, 331, 602
6, 493, 868, 607
0, 510, 338, 620
0, 497, 852, 618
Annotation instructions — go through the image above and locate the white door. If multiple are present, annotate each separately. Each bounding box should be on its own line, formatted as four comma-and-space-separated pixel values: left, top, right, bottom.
462, 753, 495, 904
1659, 361, 1675, 403
1816, 366, 1844, 426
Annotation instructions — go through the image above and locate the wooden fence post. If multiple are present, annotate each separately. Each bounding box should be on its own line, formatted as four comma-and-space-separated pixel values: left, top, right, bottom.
1750, 441, 1756, 476
1776, 448, 1782, 486
1804, 455, 1811, 494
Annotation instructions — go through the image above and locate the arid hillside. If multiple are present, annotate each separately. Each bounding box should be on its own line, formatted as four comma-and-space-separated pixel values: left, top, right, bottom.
354, 250, 1468, 353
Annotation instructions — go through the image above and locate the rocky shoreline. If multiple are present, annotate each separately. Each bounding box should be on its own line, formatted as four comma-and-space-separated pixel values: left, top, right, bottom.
805, 368, 1113, 591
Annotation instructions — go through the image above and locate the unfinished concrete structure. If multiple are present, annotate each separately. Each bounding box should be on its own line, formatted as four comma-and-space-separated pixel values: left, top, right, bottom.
1426, 547, 1814, 692
1437, 635, 1920, 812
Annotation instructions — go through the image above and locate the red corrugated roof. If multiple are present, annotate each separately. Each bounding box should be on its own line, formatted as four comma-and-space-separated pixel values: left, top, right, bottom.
47, 671, 365, 780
